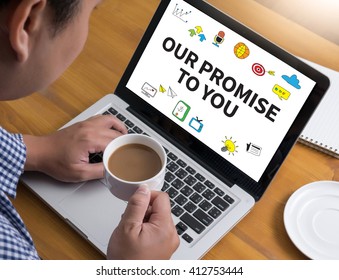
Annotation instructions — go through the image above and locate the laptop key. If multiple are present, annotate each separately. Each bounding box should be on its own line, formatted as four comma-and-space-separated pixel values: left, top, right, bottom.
180, 185, 194, 197
168, 152, 178, 161
189, 192, 203, 204
199, 200, 212, 211
176, 222, 188, 233
108, 107, 118, 115
182, 233, 193, 243
208, 207, 222, 219
176, 227, 185, 236
175, 194, 188, 206
167, 161, 179, 172
204, 180, 215, 189
180, 213, 205, 234
193, 182, 206, 193
125, 120, 134, 128
175, 168, 188, 179
214, 187, 225, 196
184, 175, 197, 186
184, 201, 197, 213
133, 126, 143, 134
176, 159, 187, 168
165, 172, 175, 183
202, 189, 215, 200
212, 196, 230, 211
224, 194, 235, 204
116, 113, 126, 121
161, 182, 170, 191
172, 205, 184, 217
176, 222, 188, 235
171, 178, 184, 190
195, 173, 205, 182
193, 209, 214, 226
89, 152, 103, 163
185, 166, 196, 175
167, 187, 179, 199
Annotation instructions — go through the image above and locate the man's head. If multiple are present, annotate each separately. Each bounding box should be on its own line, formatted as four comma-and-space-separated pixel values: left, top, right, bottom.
0, 0, 81, 36
0, 0, 102, 100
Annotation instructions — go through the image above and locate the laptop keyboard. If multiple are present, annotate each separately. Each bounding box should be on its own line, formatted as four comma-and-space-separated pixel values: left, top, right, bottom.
89, 107, 236, 245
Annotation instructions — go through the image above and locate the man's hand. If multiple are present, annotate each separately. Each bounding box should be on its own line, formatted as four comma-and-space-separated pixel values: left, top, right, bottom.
107, 187, 180, 260
23, 115, 128, 182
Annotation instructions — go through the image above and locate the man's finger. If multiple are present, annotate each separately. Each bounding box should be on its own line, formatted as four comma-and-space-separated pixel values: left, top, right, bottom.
119, 186, 151, 234
78, 163, 105, 181
88, 115, 128, 134
148, 191, 173, 224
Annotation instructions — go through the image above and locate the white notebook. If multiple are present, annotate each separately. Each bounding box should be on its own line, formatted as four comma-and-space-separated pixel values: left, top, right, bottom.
299, 57, 339, 158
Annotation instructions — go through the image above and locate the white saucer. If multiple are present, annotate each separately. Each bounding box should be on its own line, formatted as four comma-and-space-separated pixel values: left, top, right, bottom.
284, 181, 339, 259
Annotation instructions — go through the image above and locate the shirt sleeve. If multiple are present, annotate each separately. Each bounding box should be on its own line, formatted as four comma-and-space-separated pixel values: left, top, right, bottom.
0, 127, 40, 259
0, 127, 26, 199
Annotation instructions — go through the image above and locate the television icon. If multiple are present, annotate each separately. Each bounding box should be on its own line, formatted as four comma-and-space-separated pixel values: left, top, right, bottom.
189, 117, 204, 133
141, 82, 157, 98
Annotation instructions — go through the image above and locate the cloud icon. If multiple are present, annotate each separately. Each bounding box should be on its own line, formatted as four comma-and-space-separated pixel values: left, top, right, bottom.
282, 74, 301, 89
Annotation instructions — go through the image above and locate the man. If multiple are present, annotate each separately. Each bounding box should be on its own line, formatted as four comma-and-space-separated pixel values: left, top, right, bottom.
0, 0, 179, 259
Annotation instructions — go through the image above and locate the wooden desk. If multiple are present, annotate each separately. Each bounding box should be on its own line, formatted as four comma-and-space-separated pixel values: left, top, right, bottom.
2, 0, 339, 259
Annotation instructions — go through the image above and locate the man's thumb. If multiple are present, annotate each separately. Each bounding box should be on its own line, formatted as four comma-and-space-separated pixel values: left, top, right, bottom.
119, 186, 151, 232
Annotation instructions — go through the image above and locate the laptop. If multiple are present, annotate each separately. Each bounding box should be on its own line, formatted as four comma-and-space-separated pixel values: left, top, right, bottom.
21, 0, 330, 259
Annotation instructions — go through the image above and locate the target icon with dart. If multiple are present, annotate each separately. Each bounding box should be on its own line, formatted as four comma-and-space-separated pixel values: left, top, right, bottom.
252, 63, 275, 77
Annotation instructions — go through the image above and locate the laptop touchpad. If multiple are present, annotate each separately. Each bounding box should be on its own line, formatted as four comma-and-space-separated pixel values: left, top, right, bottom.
59, 180, 127, 249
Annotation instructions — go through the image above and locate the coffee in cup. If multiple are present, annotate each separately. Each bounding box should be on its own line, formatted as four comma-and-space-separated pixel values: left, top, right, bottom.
103, 134, 166, 200
108, 143, 162, 182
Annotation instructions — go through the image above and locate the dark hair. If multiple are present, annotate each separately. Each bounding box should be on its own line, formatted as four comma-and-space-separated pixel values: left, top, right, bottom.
47, 0, 81, 35
0, 0, 81, 36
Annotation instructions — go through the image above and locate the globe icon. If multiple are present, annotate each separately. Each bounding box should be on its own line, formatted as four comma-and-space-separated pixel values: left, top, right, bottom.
234, 42, 250, 59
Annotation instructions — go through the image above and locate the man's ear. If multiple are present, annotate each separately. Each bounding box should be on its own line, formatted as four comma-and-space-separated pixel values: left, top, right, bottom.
8, 0, 47, 63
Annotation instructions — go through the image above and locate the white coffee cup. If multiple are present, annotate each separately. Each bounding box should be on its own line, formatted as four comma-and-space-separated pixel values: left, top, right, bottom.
103, 134, 167, 201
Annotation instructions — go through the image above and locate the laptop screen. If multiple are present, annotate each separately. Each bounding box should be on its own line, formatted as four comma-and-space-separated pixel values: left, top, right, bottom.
118, 0, 329, 199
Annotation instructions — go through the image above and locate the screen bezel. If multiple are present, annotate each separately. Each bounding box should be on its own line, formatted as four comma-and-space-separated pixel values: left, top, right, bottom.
115, 0, 330, 200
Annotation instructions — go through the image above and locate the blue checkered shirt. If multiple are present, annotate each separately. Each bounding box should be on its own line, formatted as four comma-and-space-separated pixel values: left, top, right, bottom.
0, 127, 39, 259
